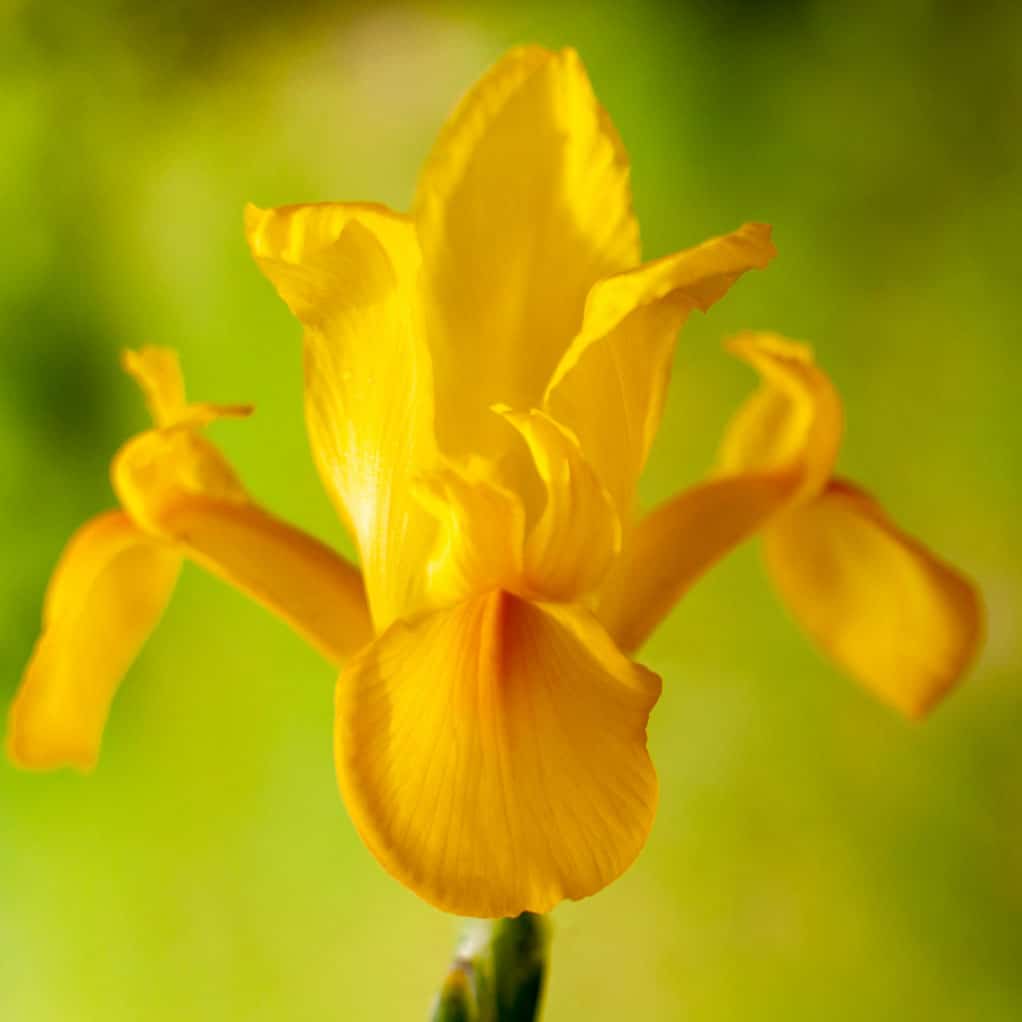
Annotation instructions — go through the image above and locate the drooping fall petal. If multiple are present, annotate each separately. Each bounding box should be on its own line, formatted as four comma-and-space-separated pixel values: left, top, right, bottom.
500, 407, 620, 601
158, 496, 372, 663
763, 479, 984, 718
593, 329, 828, 653
545, 224, 776, 521
8, 511, 181, 770
114, 427, 372, 664
246, 205, 436, 630
415, 46, 640, 461
716, 332, 843, 503
597, 473, 801, 653
335, 590, 661, 917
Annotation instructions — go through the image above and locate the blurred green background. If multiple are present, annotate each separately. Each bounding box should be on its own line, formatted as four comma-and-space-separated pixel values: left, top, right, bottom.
2, 0, 1020, 1018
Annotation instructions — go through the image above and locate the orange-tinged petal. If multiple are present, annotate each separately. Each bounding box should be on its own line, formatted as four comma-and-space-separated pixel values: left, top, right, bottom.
335, 590, 661, 917
247, 205, 435, 630
597, 473, 800, 652
414, 459, 524, 609
415, 46, 640, 462
764, 478, 984, 717
159, 495, 372, 664
8, 511, 181, 771
500, 408, 620, 601
717, 332, 843, 503
546, 224, 776, 520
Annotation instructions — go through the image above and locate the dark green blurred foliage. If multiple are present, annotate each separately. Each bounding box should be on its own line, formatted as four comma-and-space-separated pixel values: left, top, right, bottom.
2, 1, 1020, 1019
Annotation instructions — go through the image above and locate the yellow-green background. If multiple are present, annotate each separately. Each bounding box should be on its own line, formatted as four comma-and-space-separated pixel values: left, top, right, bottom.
2, 1, 1019, 1018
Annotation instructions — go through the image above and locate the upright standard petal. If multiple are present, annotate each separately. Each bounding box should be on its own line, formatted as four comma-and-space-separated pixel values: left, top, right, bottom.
8, 511, 181, 770
335, 591, 661, 917
546, 224, 776, 521
415, 47, 640, 460
246, 204, 436, 630
764, 479, 984, 718
716, 332, 843, 503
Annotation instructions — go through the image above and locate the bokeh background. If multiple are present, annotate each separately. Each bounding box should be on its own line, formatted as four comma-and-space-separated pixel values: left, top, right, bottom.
2, 0, 1020, 1018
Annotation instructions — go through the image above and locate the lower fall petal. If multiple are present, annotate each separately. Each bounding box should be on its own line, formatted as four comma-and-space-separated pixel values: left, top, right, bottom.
335, 591, 661, 917
764, 478, 984, 717
597, 473, 800, 653
159, 495, 373, 664
8, 511, 181, 771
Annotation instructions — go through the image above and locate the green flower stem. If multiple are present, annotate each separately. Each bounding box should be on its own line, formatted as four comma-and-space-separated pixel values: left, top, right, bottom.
430, 913, 549, 1022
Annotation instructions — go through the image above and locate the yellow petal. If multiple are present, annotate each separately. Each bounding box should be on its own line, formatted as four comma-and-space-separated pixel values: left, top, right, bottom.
158, 495, 373, 664
764, 479, 984, 717
122, 346, 251, 428
246, 203, 435, 630
244, 201, 418, 325
8, 511, 181, 771
415, 47, 640, 462
112, 426, 249, 536
114, 425, 372, 664
546, 224, 777, 519
597, 473, 799, 652
335, 591, 661, 917
500, 408, 620, 601
414, 459, 524, 608
717, 332, 843, 503
122, 347, 187, 426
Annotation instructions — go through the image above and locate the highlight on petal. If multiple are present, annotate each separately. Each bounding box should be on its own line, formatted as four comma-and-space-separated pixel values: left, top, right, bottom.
764, 478, 984, 718
546, 224, 777, 520
415, 46, 640, 461
414, 459, 525, 609
158, 495, 373, 664
247, 204, 436, 631
499, 407, 620, 601
597, 473, 801, 653
335, 591, 661, 918
8, 511, 181, 771
716, 332, 843, 503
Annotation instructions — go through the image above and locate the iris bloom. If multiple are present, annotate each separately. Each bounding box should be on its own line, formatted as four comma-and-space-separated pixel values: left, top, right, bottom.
10, 47, 981, 921
244, 44, 773, 918
8, 347, 370, 770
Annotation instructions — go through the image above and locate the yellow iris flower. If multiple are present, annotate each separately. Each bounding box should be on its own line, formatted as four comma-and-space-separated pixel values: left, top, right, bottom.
9, 46, 982, 922
244, 44, 770, 918
8, 347, 370, 770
